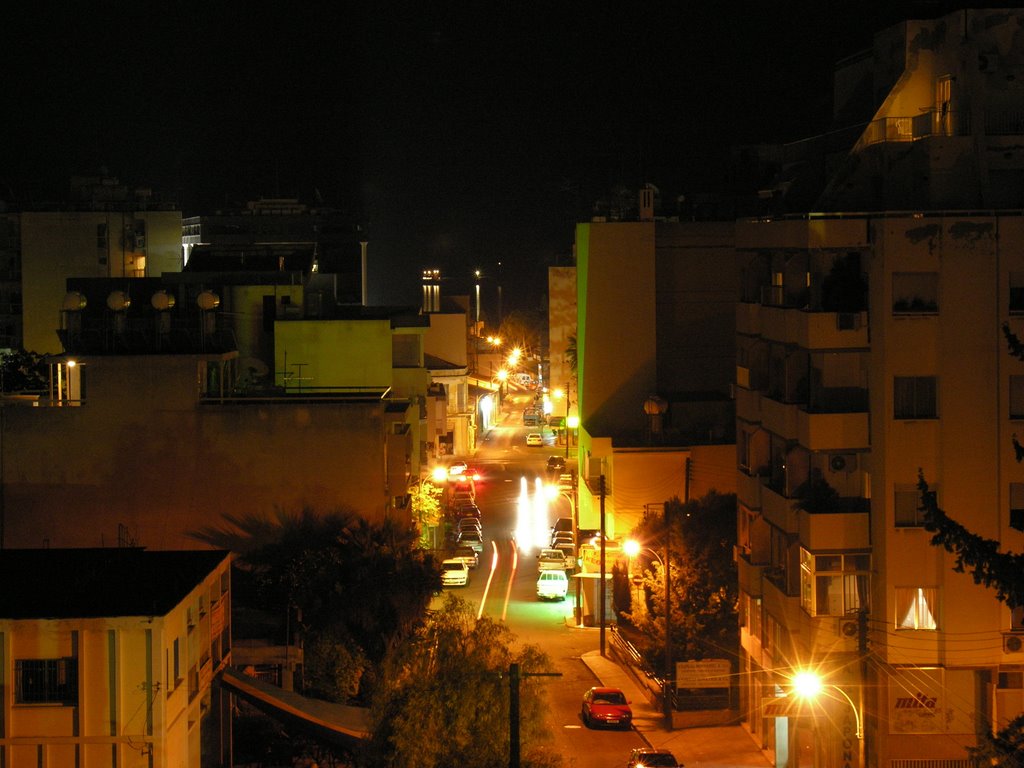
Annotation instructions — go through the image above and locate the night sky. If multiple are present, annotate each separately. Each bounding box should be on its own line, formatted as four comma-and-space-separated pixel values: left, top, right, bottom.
0, 2, 997, 312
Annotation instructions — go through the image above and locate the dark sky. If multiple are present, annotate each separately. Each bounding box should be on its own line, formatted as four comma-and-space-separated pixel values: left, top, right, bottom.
0, 2, 989, 311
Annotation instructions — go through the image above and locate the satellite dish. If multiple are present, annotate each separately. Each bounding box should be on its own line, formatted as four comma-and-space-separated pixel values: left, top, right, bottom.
106, 290, 131, 311
62, 291, 87, 312
196, 290, 220, 311
150, 290, 175, 311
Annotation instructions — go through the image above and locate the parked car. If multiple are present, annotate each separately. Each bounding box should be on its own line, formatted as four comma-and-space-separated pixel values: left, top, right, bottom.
551, 530, 575, 548
440, 559, 469, 587
536, 570, 569, 600
457, 517, 482, 532
546, 455, 567, 475
526, 432, 544, 446
452, 545, 479, 569
553, 542, 576, 569
450, 490, 475, 512
457, 529, 485, 553
550, 517, 573, 537
581, 687, 632, 729
455, 503, 481, 518
626, 748, 681, 767
537, 548, 567, 571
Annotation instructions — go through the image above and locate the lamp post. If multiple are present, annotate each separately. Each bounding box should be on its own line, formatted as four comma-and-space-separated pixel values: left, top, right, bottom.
623, 538, 673, 728
546, 481, 582, 626
791, 670, 864, 768
563, 383, 571, 458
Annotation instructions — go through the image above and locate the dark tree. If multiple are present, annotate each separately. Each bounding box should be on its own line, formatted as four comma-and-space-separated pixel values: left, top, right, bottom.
191, 507, 442, 700
625, 492, 739, 672
0, 349, 48, 392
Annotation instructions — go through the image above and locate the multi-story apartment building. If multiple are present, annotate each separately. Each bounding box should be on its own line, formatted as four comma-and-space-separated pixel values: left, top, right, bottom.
567, 192, 739, 623
735, 9, 1024, 767
0, 548, 232, 767
7, 176, 183, 355
0, 273, 438, 549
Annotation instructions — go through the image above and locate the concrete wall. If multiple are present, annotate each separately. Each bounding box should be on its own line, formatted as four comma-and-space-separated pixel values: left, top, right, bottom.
576, 222, 657, 438
1, 356, 394, 549
0, 557, 230, 767
21, 210, 182, 354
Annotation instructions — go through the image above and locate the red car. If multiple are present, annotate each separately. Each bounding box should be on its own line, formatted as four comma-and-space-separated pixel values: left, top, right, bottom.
581, 686, 632, 729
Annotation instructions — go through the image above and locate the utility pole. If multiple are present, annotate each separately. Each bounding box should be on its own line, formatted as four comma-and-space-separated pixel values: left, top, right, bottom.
663, 502, 672, 728
599, 473, 607, 657
508, 663, 561, 768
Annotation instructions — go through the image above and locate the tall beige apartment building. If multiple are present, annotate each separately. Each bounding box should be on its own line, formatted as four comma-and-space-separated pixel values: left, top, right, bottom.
735, 10, 1024, 767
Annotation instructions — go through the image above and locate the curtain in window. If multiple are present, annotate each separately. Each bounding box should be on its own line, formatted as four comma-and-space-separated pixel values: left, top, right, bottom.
897, 587, 938, 629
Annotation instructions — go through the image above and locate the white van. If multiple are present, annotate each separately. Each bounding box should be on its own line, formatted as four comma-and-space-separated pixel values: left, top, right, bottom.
536, 570, 569, 601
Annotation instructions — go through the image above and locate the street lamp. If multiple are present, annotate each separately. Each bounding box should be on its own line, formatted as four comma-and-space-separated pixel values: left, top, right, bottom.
623, 538, 673, 728
791, 670, 864, 768
496, 368, 508, 406
545, 481, 582, 626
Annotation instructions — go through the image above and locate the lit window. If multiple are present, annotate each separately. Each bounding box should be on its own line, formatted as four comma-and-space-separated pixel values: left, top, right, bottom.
800, 549, 870, 617
895, 586, 938, 630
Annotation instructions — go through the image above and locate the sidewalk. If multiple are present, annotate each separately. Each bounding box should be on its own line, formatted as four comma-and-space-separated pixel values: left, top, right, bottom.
579, 648, 772, 768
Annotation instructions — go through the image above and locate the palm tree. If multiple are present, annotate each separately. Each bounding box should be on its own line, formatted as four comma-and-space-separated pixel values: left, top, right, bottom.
190, 507, 442, 665
565, 333, 577, 376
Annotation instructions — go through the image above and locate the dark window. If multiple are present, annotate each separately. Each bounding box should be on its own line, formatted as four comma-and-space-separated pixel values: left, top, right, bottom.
895, 488, 926, 527
1012, 377, 1024, 419
894, 376, 937, 419
15, 658, 78, 704
893, 272, 938, 313
1011, 272, 1024, 314
1011, 483, 1024, 532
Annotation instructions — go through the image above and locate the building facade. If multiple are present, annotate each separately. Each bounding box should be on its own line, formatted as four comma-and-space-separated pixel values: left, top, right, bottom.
0, 548, 232, 767
735, 10, 1024, 767
11, 177, 183, 355
572, 217, 738, 539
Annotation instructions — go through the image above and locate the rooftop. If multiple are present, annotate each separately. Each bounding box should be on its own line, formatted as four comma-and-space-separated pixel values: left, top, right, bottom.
0, 548, 230, 620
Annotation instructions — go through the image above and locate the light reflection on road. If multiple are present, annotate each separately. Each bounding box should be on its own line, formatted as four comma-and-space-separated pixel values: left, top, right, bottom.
477, 540, 501, 620
513, 474, 553, 552
500, 540, 519, 622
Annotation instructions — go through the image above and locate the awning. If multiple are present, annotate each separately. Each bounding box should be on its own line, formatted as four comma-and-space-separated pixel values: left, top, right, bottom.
219, 666, 370, 748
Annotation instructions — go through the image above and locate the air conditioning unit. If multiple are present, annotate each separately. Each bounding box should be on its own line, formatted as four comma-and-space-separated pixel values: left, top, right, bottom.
829, 453, 858, 473
839, 619, 859, 638
836, 312, 862, 331
1004, 634, 1024, 653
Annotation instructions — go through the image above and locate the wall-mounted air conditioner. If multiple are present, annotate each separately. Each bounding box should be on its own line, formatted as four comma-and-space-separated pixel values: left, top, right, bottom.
836, 312, 862, 331
829, 453, 858, 473
838, 618, 859, 638
1004, 634, 1024, 653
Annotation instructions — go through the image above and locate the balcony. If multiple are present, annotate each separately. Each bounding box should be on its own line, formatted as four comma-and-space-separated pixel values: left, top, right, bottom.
760, 397, 799, 440
736, 552, 763, 598
736, 301, 761, 335
734, 384, 761, 423
797, 409, 869, 451
798, 506, 870, 549
762, 483, 799, 534
736, 471, 764, 511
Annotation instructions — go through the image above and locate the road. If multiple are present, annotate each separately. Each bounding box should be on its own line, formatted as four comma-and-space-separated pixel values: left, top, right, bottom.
438, 393, 647, 768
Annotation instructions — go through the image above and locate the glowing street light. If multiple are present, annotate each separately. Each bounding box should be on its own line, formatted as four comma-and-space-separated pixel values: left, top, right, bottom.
624, 538, 673, 728
790, 669, 865, 768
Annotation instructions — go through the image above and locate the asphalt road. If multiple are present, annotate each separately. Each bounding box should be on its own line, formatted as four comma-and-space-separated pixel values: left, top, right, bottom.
437, 395, 648, 768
